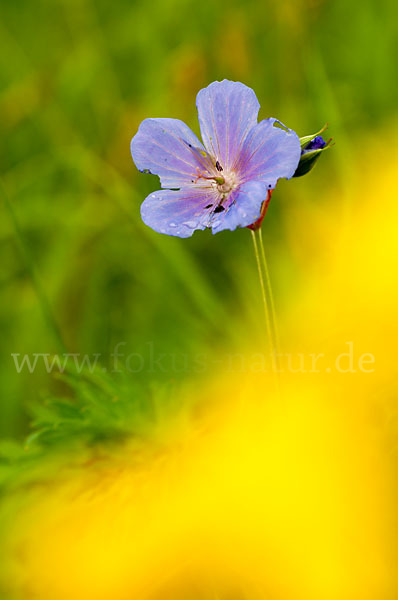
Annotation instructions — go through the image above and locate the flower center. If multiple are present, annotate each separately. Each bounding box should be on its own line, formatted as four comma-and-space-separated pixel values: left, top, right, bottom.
216, 171, 238, 195
194, 165, 239, 198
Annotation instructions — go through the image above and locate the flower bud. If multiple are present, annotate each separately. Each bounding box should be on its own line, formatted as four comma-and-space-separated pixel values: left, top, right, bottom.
293, 124, 333, 177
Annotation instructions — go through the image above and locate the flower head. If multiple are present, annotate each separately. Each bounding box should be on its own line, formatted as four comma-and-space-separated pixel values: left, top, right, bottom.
131, 80, 301, 237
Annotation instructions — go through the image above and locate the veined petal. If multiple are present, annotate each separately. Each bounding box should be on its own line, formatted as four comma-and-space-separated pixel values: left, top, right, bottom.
196, 80, 260, 171
131, 118, 208, 189
210, 181, 269, 234
237, 119, 301, 188
140, 188, 219, 238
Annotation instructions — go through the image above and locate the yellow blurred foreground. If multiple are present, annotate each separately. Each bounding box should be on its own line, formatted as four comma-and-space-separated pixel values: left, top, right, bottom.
4, 374, 395, 599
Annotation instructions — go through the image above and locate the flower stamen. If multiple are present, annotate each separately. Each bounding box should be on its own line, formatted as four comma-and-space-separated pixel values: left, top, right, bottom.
193, 168, 225, 186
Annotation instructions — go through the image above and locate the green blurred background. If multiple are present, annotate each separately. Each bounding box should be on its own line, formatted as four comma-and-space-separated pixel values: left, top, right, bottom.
0, 0, 395, 439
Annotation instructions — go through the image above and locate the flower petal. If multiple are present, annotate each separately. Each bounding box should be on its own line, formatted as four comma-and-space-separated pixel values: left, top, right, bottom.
131, 118, 208, 189
237, 119, 301, 188
196, 80, 260, 171
210, 181, 269, 234
140, 188, 219, 238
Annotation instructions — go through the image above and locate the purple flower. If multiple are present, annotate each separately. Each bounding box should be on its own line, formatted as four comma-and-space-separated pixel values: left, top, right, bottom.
130, 80, 301, 237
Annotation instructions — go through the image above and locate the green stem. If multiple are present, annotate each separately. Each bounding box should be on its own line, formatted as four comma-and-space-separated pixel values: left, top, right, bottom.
258, 227, 281, 356
250, 228, 281, 378
1, 180, 67, 355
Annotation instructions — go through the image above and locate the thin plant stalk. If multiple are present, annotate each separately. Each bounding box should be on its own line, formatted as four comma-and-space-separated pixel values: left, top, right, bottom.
250, 228, 281, 379
258, 227, 281, 356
